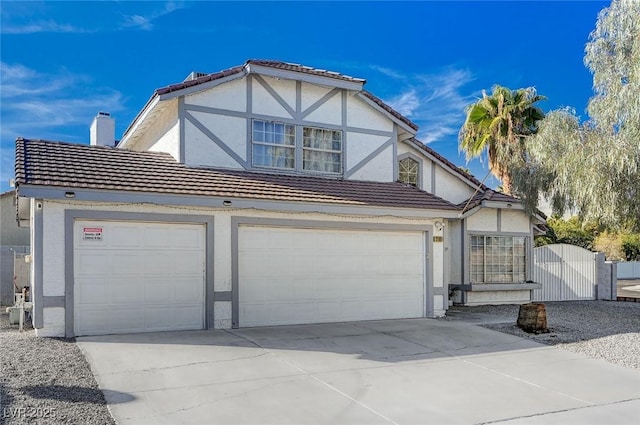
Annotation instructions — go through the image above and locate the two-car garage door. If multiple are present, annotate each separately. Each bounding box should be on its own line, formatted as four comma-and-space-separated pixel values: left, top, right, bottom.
238, 226, 426, 327
74, 220, 205, 336
73, 220, 426, 335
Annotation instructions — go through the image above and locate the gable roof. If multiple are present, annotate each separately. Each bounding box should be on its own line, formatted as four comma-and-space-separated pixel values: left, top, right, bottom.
121, 59, 417, 146
403, 138, 485, 189
15, 138, 459, 211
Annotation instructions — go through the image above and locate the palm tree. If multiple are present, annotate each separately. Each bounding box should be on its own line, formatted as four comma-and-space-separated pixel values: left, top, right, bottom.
459, 85, 546, 194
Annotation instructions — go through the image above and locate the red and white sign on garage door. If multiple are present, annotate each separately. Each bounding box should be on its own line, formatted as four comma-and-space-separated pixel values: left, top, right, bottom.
82, 227, 103, 241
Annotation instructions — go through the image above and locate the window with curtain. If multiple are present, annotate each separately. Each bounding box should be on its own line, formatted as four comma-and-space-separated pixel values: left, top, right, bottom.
398, 157, 419, 186
251, 120, 343, 174
252, 120, 295, 169
302, 126, 342, 173
470, 235, 527, 283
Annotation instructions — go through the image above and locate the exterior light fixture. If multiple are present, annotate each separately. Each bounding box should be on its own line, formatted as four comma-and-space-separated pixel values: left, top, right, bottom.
65, 191, 76, 198
223, 200, 232, 206
434, 221, 444, 231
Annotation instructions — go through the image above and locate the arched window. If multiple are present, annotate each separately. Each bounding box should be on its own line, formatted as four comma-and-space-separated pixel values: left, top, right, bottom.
398, 157, 420, 187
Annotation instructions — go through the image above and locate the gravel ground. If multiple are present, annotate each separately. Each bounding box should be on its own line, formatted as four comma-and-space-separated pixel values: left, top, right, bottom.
0, 311, 115, 425
446, 300, 640, 369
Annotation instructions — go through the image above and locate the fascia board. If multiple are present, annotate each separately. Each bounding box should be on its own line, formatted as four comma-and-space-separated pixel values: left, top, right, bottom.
118, 95, 160, 148
481, 200, 525, 210
246, 64, 364, 91
355, 92, 417, 135
16, 185, 461, 219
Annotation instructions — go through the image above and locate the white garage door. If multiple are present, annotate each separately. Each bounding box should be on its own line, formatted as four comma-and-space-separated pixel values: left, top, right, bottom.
239, 226, 425, 327
74, 220, 205, 336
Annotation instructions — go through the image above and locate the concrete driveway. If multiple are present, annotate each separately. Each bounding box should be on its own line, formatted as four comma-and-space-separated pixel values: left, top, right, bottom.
78, 319, 640, 425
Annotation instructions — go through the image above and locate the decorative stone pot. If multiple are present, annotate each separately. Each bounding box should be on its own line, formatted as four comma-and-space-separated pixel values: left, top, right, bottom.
517, 303, 548, 333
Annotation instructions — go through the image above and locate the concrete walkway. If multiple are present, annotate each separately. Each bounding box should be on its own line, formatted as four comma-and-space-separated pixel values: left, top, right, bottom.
78, 319, 640, 425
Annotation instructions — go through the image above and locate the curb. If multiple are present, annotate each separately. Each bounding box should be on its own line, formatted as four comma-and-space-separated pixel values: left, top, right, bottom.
617, 296, 640, 303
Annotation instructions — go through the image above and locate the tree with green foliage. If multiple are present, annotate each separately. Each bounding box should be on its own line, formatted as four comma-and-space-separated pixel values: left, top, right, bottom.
459, 85, 546, 194
622, 234, 640, 261
513, 0, 640, 229
535, 216, 599, 249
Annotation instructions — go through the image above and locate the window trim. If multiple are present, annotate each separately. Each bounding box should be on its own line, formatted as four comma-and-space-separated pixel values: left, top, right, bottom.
397, 152, 423, 189
469, 234, 529, 284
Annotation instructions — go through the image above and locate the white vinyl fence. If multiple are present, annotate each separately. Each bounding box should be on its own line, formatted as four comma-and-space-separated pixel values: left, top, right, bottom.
532, 244, 615, 302
617, 262, 640, 279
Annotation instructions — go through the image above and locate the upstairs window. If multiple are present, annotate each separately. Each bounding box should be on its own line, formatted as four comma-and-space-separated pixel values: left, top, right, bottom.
251, 119, 343, 174
252, 120, 295, 169
398, 157, 420, 186
470, 235, 527, 283
302, 127, 342, 173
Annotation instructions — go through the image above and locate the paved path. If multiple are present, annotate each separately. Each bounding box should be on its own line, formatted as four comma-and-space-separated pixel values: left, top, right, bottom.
78, 319, 640, 425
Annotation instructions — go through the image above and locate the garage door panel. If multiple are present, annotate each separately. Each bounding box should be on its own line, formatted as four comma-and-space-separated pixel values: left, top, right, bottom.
175, 254, 205, 272
74, 220, 205, 336
174, 227, 204, 248
111, 226, 141, 247
239, 227, 425, 327
110, 254, 142, 275
142, 226, 172, 247
76, 252, 111, 275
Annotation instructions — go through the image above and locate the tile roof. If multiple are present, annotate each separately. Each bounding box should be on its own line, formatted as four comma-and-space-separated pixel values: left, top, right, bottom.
15, 139, 460, 211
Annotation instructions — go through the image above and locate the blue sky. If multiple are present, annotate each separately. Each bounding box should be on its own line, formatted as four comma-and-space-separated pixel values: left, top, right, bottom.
0, 1, 609, 193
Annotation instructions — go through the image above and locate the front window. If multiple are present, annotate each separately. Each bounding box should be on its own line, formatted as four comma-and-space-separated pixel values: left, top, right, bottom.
398, 157, 419, 186
302, 127, 342, 173
470, 235, 527, 283
252, 120, 295, 169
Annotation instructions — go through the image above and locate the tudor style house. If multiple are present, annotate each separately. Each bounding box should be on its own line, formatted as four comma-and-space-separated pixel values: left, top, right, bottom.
14, 60, 544, 337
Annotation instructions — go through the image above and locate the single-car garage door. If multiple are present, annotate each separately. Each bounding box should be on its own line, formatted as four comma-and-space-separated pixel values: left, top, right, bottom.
238, 226, 425, 327
74, 220, 205, 336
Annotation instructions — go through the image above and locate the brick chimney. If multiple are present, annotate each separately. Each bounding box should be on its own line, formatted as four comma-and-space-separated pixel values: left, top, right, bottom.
90, 112, 116, 147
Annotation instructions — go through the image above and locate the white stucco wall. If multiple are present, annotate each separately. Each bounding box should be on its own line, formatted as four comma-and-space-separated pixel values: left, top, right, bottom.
301, 84, 331, 110
186, 77, 246, 112
184, 112, 246, 168
346, 96, 393, 132
252, 76, 295, 118
36, 199, 446, 336
345, 133, 393, 182
132, 99, 180, 161
434, 166, 475, 205
305, 92, 341, 125
501, 210, 531, 233
347, 145, 394, 182
467, 208, 498, 232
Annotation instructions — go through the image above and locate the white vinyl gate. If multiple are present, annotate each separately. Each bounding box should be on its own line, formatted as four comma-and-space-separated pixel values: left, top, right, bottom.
532, 244, 597, 301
